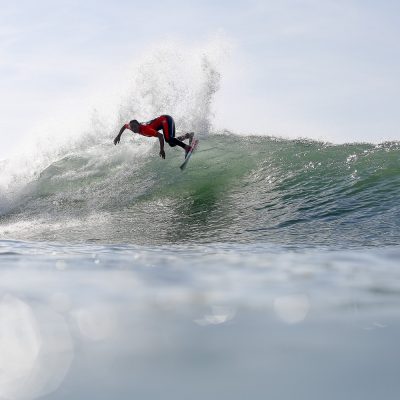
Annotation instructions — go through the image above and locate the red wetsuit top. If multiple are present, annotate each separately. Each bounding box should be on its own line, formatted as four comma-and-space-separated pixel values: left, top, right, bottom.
126, 115, 174, 141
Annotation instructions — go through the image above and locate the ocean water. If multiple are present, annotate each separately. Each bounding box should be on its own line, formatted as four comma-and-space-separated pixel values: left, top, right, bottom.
2, 135, 399, 246
1, 133, 400, 400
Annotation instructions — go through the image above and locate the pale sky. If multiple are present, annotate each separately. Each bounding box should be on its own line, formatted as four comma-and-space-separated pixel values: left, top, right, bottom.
1, 0, 400, 159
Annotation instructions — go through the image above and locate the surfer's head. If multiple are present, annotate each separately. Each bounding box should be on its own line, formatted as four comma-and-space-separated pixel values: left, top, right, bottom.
128, 120, 140, 133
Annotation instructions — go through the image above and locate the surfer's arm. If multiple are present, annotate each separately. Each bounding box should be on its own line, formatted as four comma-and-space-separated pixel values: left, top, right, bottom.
158, 132, 165, 159
114, 125, 128, 145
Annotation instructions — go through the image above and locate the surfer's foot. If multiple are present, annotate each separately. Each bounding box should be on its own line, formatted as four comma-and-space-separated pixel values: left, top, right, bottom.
177, 132, 194, 145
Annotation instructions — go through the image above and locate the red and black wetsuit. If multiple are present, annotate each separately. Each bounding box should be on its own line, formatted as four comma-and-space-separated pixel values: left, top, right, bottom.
133, 115, 185, 149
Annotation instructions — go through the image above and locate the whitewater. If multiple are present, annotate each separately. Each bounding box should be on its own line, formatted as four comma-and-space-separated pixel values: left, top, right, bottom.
1, 43, 400, 400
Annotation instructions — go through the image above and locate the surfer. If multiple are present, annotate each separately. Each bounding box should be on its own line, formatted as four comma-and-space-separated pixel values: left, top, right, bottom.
113, 115, 194, 159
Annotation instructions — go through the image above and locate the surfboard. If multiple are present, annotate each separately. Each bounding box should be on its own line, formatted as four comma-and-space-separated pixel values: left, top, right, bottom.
180, 139, 199, 170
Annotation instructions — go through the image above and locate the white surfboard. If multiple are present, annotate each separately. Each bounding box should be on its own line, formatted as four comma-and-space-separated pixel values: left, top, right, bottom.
180, 139, 199, 170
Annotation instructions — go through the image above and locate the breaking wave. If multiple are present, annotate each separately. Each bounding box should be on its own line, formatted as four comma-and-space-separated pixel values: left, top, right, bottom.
1, 134, 399, 247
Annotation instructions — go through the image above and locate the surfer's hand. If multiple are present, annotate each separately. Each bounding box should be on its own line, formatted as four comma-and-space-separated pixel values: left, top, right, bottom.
159, 149, 166, 159
113, 135, 121, 145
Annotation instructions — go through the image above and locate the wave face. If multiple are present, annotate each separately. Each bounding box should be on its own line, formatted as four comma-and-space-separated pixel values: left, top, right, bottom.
1, 134, 399, 247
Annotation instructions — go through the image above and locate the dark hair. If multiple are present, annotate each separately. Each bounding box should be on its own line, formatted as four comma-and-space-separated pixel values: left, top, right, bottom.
130, 119, 139, 126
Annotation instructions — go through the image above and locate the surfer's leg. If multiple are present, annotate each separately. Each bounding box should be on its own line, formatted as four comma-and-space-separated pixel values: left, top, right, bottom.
161, 116, 175, 142
176, 132, 194, 145
164, 117, 191, 155
168, 137, 187, 149
168, 137, 191, 156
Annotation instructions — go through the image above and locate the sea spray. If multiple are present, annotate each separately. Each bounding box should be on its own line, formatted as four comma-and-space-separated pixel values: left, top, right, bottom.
0, 40, 229, 219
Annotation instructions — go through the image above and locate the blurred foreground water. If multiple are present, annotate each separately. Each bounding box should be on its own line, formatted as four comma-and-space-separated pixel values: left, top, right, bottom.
1, 240, 399, 400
